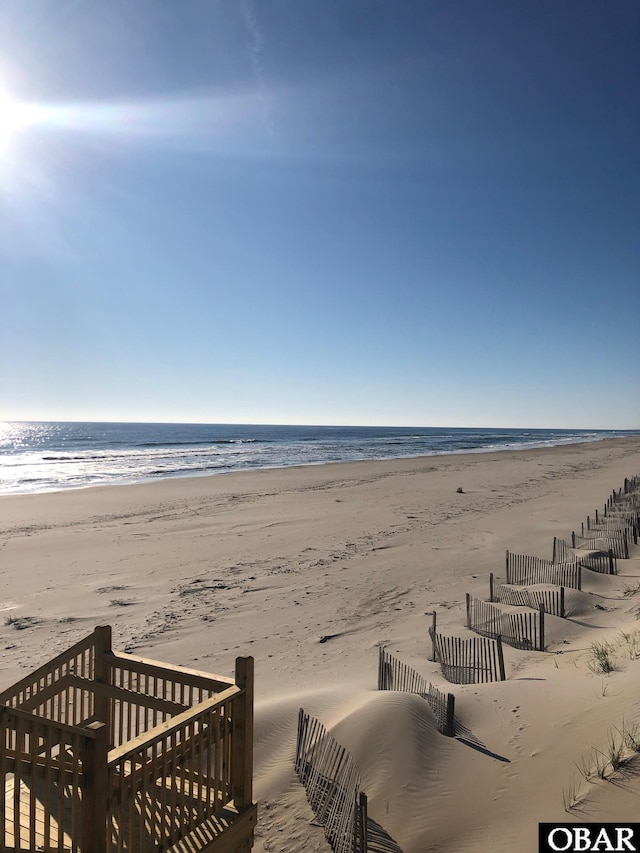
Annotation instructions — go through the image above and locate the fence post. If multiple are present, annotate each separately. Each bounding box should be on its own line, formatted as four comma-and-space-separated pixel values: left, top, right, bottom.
356, 791, 368, 853
446, 693, 456, 737
577, 564, 582, 591
295, 708, 306, 774
505, 550, 509, 574
552, 537, 557, 564
82, 721, 108, 853
377, 646, 385, 690
465, 593, 472, 630
539, 605, 545, 651
608, 550, 615, 575
496, 636, 506, 681
623, 530, 629, 559
93, 625, 112, 736
489, 573, 494, 602
232, 656, 254, 811
560, 586, 565, 619
429, 612, 437, 662
571, 531, 576, 549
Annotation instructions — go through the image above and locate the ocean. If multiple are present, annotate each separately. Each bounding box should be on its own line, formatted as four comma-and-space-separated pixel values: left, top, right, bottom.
0, 422, 636, 496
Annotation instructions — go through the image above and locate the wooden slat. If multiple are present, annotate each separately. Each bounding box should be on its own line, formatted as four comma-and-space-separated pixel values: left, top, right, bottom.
295, 710, 359, 853
65, 674, 189, 718
0, 632, 97, 706
429, 627, 506, 683
1, 706, 92, 741
166, 802, 257, 853
466, 596, 544, 651
15, 673, 76, 715
107, 650, 235, 694
107, 685, 240, 766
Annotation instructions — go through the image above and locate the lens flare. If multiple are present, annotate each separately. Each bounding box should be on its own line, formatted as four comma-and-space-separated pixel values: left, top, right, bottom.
0, 90, 38, 153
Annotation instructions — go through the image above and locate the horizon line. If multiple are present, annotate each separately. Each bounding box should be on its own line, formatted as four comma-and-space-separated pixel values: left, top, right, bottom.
2, 419, 638, 432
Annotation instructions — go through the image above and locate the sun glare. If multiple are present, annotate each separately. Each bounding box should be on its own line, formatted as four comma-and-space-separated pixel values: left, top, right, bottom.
0, 89, 36, 154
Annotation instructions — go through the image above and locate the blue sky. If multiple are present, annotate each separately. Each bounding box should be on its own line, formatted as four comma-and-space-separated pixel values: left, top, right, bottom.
0, 0, 638, 429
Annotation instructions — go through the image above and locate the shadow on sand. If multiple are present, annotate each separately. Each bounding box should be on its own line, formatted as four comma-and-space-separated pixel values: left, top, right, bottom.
365, 815, 405, 853
454, 718, 510, 763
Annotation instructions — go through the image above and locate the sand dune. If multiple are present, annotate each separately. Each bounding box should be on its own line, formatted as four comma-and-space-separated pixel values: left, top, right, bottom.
1, 436, 640, 852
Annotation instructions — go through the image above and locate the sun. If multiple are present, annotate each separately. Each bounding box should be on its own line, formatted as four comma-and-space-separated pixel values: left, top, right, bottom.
0, 88, 35, 154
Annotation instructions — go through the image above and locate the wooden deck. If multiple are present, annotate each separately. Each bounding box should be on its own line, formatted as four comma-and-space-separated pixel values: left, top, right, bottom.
3, 776, 257, 852
0, 626, 256, 852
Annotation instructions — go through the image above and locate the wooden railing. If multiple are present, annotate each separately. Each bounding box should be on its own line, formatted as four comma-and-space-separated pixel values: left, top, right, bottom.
0, 705, 107, 853
107, 684, 241, 852
104, 646, 235, 751
1, 627, 256, 852
0, 631, 99, 726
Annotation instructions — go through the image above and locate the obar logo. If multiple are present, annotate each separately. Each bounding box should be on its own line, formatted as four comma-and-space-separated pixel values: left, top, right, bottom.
539, 824, 640, 852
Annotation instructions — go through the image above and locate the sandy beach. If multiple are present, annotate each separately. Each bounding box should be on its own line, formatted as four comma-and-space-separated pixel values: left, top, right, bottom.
2, 435, 640, 852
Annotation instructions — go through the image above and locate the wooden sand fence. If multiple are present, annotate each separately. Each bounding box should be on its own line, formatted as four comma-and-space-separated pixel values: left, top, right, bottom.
622, 475, 640, 495
608, 496, 640, 516
550, 473, 639, 572
552, 537, 616, 574
602, 481, 640, 520
579, 480, 640, 549
489, 573, 565, 617
295, 709, 367, 853
466, 594, 545, 651
582, 509, 639, 539
604, 481, 640, 524
505, 550, 582, 589
551, 536, 571, 564
571, 528, 629, 559
609, 477, 640, 507
428, 621, 505, 685
377, 647, 455, 736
